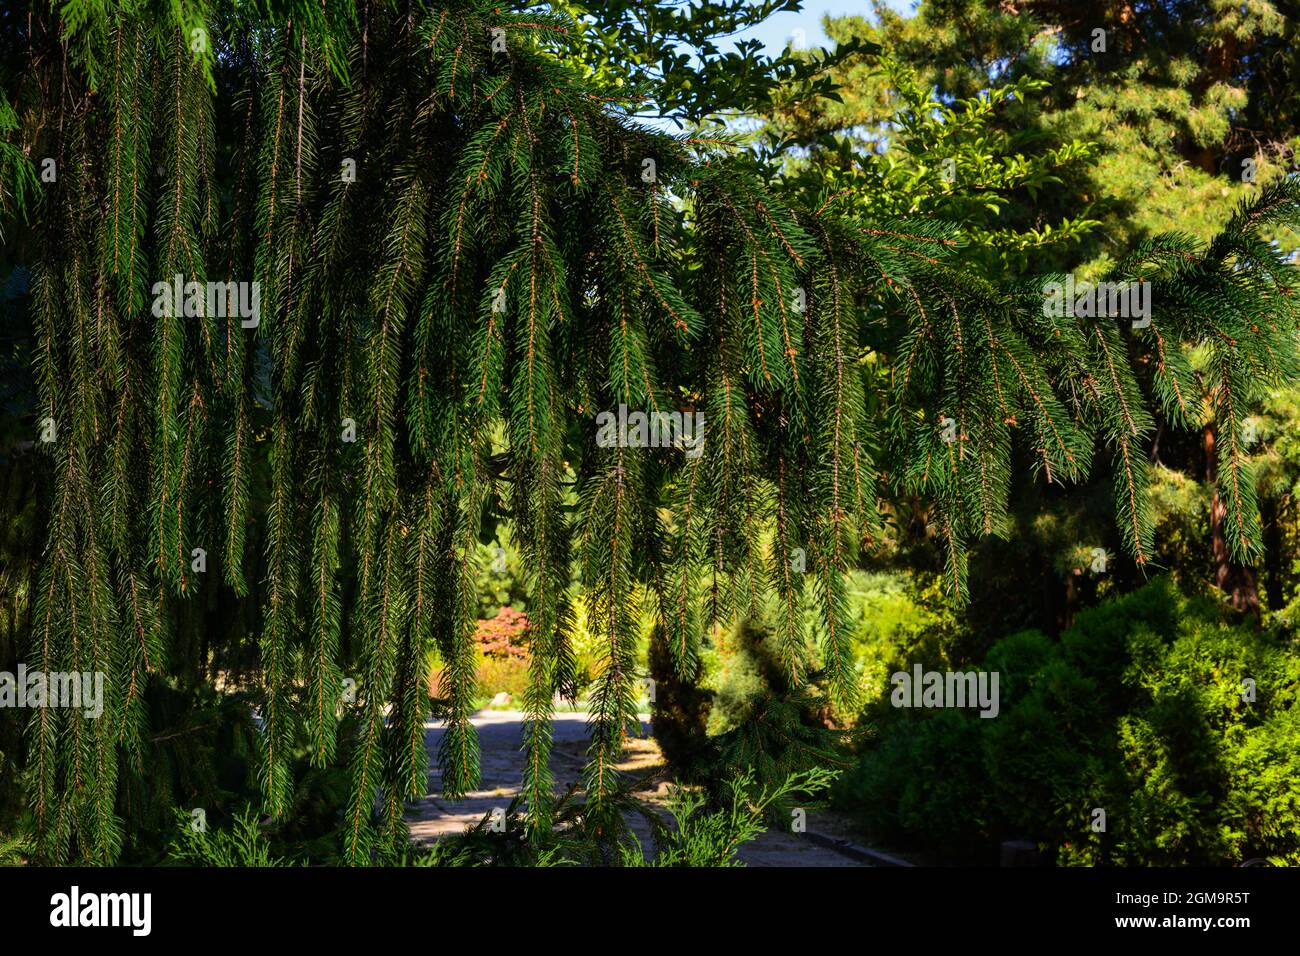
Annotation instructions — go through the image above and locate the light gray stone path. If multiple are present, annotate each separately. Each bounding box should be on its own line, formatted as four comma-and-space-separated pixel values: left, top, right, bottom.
406, 709, 869, 866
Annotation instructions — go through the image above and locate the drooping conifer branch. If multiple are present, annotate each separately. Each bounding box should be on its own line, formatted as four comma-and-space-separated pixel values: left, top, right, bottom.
7, 0, 1300, 864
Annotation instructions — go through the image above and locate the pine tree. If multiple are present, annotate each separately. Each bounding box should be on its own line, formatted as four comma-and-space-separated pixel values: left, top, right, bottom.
2, 0, 1299, 865
768, 6, 1300, 619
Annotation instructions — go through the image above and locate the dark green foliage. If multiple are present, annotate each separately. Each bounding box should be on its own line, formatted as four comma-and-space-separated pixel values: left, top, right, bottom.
0, 93, 36, 241
620, 769, 836, 867
850, 708, 990, 858
392, 768, 836, 867
838, 578, 1300, 865
769, 5, 1300, 629
647, 624, 714, 774
3, 0, 1300, 866
0, 404, 41, 837
669, 618, 861, 822
398, 785, 649, 867
166, 805, 296, 867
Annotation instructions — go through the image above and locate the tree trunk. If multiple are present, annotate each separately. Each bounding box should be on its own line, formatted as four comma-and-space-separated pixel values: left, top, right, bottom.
1261, 495, 1284, 611
1205, 422, 1262, 617
1061, 567, 1080, 633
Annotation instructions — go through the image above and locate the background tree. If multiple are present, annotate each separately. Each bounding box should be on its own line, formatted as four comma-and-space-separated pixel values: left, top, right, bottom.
765, 2, 1300, 626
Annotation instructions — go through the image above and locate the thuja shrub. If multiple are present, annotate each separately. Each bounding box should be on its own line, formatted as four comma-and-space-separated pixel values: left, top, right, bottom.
839, 578, 1300, 864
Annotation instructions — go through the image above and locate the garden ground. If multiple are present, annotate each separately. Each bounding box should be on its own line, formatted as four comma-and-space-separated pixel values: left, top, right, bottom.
407, 710, 876, 866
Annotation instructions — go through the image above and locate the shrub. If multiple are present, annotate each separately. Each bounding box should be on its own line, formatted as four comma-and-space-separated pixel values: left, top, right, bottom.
166, 807, 295, 867
473, 607, 531, 698
846, 571, 962, 707
428, 607, 533, 700
475, 607, 530, 661
621, 768, 838, 867
475, 655, 532, 700
392, 769, 836, 867
882, 710, 992, 857
705, 619, 779, 736
659, 616, 859, 820
837, 577, 1300, 865
648, 625, 714, 773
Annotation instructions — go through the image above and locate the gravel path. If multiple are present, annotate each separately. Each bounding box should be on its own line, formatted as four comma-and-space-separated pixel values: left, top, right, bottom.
406, 709, 868, 866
